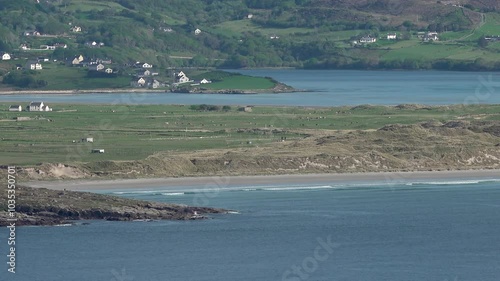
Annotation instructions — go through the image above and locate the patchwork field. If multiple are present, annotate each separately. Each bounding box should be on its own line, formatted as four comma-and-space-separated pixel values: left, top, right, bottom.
1, 102, 499, 167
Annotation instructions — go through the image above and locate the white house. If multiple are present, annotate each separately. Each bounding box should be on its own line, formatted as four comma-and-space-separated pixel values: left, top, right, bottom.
359, 36, 377, 43
70, 26, 82, 32
105, 68, 113, 74
28, 101, 51, 111
92, 149, 105, 153
20, 44, 30, 50
132, 77, 146, 87
387, 33, 397, 40
176, 71, 190, 83
82, 137, 94, 143
423, 32, 439, 41
200, 78, 212, 84
89, 63, 105, 71
194, 28, 202, 35
2, 53, 11, 60
26, 62, 43, 70
142, 63, 153, 68
9, 105, 22, 112
247, 14, 254, 19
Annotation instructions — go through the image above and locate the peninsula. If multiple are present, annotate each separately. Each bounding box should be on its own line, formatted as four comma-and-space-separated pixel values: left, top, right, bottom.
0, 184, 227, 226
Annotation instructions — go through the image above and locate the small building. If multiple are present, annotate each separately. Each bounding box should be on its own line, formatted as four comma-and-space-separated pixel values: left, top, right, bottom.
104, 68, 113, 74
239, 106, 253, 113
131, 77, 147, 87
26, 62, 43, 70
2, 53, 11, 60
142, 63, 153, 69
194, 28, 202, 35
40, 45, 56, 50
70, 55, 84, 65
176, 71, 190, 83
70, 26, 82, 32
359, 36, 377, 44
387, 33, 397, 40
89, 63, 105, 71
82, 137, 94, 143
423, 32, 439, 42
200, 78, 212, 84
28, 101, 51, 111
247, 14, 254, 19
9, 105, 22, 112
91, 149, 105, 153
19, 44, 30, 50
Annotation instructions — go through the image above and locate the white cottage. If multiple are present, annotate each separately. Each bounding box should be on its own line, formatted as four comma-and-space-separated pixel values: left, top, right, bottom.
28, 101, 51, 111
2, 53, 11, 60
9, 105, 22, 112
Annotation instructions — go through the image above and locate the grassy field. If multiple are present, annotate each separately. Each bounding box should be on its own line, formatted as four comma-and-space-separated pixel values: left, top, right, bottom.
1, 102, 499, 165
380, 41, 500, 62
37, 63, 131, 90
60, 0, 128, 12
200, 75, 276, 90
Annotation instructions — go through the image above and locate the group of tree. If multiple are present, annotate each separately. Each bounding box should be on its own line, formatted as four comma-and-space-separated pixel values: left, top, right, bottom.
2, 71, 48, 88
189, 104, 232, 112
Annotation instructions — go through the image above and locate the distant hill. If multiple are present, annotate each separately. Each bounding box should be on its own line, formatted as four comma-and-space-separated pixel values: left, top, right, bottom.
0, 0, 499, 73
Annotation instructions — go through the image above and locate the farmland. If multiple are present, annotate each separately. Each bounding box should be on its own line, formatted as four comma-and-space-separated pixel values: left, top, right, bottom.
1, 102, 499, 167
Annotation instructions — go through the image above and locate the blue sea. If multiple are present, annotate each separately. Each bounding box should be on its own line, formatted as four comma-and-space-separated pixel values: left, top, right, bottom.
3, 179, 500, 281
0, 70, 499, 106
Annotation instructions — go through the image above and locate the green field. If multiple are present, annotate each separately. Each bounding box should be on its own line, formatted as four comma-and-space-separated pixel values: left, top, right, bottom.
1, 103, 499, 165
201, 75, 276, 90
37, 63, 131, 90
380, 41, 500, 62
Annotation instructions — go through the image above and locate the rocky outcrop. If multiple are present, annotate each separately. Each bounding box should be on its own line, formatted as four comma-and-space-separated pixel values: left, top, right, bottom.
0, 185, 227, 226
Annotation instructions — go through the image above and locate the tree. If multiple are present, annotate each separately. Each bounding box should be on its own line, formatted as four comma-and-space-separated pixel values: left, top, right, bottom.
478, 37, 489, 48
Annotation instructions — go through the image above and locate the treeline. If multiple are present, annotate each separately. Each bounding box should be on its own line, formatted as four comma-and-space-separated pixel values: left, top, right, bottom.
2, 71, 48, 88
189, 104, 232, 112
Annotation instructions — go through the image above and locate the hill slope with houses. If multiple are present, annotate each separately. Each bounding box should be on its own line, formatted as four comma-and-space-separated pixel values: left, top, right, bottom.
0, 0, 500, 90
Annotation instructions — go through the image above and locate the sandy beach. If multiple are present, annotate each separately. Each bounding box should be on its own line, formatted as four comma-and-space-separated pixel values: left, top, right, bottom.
24, 169, 500, 191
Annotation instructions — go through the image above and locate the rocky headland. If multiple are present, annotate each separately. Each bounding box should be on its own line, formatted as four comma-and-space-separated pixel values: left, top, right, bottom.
0, 184, 227, 226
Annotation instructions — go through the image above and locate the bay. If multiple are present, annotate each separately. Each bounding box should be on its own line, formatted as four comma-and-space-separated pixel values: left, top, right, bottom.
0, 70, 499, 106
3, 179, 500, 281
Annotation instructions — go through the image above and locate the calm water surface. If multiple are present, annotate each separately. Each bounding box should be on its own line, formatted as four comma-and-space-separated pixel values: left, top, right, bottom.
1, 70, 499, 106
3, 180, 500, 281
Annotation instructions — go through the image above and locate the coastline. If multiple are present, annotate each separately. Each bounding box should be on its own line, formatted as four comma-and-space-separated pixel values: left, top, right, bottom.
24, 169, 500, 191
0, 89, 168, 95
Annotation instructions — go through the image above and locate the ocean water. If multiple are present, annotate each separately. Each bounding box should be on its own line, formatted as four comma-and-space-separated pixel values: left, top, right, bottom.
3, 179, 500, 281
1, 70, 499, 106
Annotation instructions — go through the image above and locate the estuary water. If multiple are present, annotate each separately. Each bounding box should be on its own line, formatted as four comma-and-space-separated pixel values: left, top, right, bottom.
4, 179, 500, 281
0, 70, 499, 106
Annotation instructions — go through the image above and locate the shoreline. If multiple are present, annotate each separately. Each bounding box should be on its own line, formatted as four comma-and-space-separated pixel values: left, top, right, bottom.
24, 169, 500, 191
0, 89, 168, 95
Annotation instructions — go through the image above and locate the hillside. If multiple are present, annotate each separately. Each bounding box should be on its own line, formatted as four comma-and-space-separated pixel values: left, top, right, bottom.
0, 0, 499, 85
